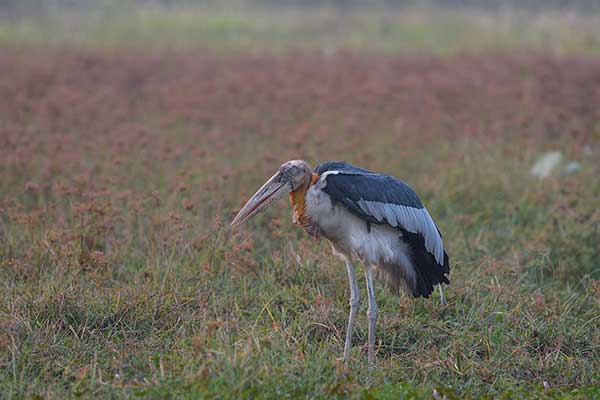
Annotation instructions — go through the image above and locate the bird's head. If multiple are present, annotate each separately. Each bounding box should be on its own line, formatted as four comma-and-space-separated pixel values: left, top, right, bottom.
231, 160, 313, 227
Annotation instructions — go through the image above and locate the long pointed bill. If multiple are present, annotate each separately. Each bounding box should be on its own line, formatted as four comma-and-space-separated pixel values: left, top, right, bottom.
231, 171, 292, 227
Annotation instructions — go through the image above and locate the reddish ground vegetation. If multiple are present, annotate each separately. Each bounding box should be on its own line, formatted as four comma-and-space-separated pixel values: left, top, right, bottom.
2, 51, 599, 166
1, 49, 599, 270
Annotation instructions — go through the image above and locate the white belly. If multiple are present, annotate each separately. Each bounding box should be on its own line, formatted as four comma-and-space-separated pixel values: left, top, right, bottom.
305, 185, 414, 271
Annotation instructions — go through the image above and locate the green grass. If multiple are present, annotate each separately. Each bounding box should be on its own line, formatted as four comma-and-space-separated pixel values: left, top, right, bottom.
1, 6, 600, 54
1, 137, 598, 398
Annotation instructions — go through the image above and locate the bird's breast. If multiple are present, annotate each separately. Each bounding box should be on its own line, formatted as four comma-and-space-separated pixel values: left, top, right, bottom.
305, 190, 408, 266
304, 180, 355, 245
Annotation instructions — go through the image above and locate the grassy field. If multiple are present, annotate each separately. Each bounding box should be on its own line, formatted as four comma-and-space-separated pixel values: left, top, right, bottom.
2, 6, 600, 54
1, 8, 600, 399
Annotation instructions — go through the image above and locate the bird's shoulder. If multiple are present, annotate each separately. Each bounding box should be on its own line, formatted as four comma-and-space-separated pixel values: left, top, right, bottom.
314, 161, 373, 175
314, 161, 423, 209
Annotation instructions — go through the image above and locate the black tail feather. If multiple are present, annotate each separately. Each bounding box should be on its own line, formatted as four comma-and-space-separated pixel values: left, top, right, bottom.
400, 228, 450, 298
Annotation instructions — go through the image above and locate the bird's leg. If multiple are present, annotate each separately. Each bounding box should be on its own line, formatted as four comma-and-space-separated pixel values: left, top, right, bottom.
438, 284, 447, 305
343, 258, 360, 363
364, 264, 378, 365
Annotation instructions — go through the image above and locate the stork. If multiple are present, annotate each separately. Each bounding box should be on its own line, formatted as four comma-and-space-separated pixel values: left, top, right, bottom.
231, 160, 450, 364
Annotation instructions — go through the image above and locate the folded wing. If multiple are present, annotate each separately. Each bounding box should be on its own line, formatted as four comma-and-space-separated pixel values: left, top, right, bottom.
315, 161, 446, 267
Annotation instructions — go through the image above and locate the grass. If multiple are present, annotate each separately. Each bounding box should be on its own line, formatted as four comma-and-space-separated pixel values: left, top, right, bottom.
0, 10, 599, 398
1, 6, 600, 54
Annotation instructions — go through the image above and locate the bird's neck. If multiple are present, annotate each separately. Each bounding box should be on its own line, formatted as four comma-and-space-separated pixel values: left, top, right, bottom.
290, 173, 319, 236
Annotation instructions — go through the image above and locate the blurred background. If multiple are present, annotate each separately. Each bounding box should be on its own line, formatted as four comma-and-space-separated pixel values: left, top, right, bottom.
1, 0, 600, 53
